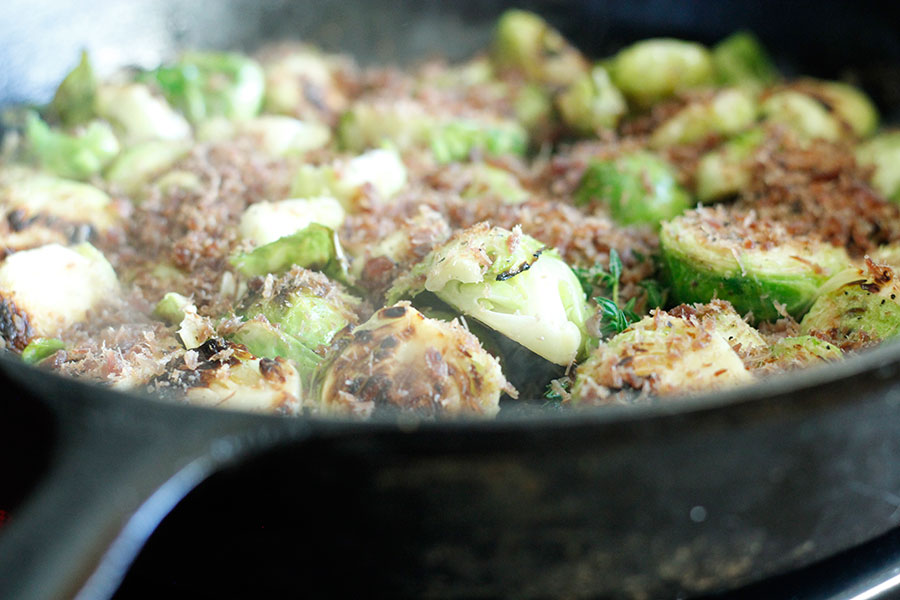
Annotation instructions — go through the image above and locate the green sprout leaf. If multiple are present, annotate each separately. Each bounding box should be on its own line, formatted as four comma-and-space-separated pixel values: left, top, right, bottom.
22, 338, 65, 364
229, 223, 351, 285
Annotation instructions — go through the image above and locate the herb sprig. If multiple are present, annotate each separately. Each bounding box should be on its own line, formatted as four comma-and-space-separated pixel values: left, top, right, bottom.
574, 249, 641, 338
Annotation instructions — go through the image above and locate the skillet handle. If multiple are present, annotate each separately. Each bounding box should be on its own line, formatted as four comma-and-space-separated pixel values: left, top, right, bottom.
0, 376, 295, 600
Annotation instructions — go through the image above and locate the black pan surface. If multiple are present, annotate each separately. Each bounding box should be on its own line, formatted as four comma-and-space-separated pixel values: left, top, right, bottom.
1, 1, 900, 598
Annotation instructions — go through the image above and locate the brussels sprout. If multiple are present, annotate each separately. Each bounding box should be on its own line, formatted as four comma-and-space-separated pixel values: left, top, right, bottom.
291, 148, 407, 206
228, 316, 322, 379
25, 113, 120, 180
145, 51, 266, 124
230, 223, 350, 284
350, 205, 451, 295
239, 197, 346, 247
556, 65, 627, 134
871, 244, 900, 268
791, 79, 879, 138
491, 9, 589, 88
337, 99, 432, 152
513, 83, 555, 137
608, 38, 715, 107
669, 299, 767, 356
21, 337, 65, 364
95, 83, 192, 145
575, 151, 691, 225
236, 266, 362, 358
571, 307, 752, 404
104, 139, 191, 196
154, 337, 302, 415
260, 43, 352, 121
768, 335, 842, 368
0, 166, 117, 232
429, 120, 528, 164
48, 50, 97, 127
695, 128, 765, 202
196, 115, 330, 157
388, 223, 590, 366
337, 100, 528, 162
153, 291, 193, 325
800, 260, 900, 350
856, 131, 900, 200
660, 207, 852, 322
711, 31, 778, 88
461, 164, 529, 204
649, 87, 757, 149
760, 90, 843, 142
0, 243, 118, 349
317, 303, 515, 418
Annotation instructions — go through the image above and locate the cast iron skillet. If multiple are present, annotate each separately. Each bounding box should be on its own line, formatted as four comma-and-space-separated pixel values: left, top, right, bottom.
1, 1, 900, 598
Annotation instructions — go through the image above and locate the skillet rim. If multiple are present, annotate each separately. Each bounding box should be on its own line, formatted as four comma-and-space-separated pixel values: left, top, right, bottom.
5, 332, 900, 432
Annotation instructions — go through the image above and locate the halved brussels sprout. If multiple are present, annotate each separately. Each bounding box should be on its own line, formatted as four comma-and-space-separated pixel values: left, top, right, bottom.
856, 131, 900, 201
388, 223, 590, 366
337, 99, 432, 152
607, 38, 715, 107
0, 166, 118, 232
461, 164, 529, 204
350, 205, 451, 296
153, 337, 302, 415
491, 9, 589, 88
761, 80, 878, 142
711, 31, 778, 89
145, 51, 266, 123
239, 197, 346, 247
429, 120, 529, 164
0, 243, 118, 349
104, 139, 191, 196
760, 90, 843, 142
768, 335, 842, 368
660, 207, 852, 322
575, 151, 691, 225
649, 87, 757, 148
871, 244, 900, 268
48, 50, 97, 127
571, 307, 752, 404
95, 83, 192, 145
337, 100, 528, 162
695, 128, 765, 202
513, 83, 555, 138
316, 302, 515, 418
236, 266, 362, 358
791, 79, 879, 138
196, 115, 331, 157
556, 65, 627, 135
260, 43, 352, 121
230, 223, 350, 284
800, 259, 900, 350
669, 299, 767, 357
25, 113, 120, 180
291, 148, 407, 207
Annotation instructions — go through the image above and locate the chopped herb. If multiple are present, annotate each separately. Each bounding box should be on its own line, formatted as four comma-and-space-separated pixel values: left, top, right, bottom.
574, 248, 624, 303
543, 376, 571, 407
596, 295, 638, 337
639, 278, 667, 309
